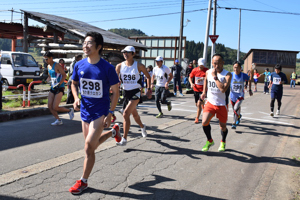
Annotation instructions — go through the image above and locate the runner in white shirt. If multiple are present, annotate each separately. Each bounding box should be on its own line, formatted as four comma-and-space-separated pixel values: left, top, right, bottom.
151, 56, 173, 118
115, 46, 152, 146
200, 54, 232, 152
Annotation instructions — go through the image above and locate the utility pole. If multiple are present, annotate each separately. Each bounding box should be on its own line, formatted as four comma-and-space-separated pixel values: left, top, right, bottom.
237, 9, 241, 61
203, 0, 212, 67
178, 0, 185, 63
11, 8, 14, 23
23, 12, 28, 52
211, 0, 217, 67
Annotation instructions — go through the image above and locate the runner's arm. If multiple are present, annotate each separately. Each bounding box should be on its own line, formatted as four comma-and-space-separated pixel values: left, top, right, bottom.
215, 72, 231, 93
71, 80, 80, 110
138, 63, 151, 89
56, 63, 67, 85
201, 71, 208, 100
109, 83, 119, 113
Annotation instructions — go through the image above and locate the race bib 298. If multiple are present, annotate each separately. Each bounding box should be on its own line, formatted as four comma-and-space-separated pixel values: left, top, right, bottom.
80, 78, 103, 98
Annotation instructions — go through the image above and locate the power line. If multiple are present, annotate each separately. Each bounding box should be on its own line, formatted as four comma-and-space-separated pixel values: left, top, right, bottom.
251, 0, 286, 12
87, 8, 207, 23
219, 6, 300, 16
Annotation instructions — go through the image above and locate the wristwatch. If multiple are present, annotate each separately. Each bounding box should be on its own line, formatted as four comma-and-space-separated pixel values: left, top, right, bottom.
214, 76, 218, 81
108, 110, 114, 115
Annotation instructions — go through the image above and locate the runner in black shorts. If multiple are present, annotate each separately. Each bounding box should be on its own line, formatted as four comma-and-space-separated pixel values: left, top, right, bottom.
116, 46, 152, 146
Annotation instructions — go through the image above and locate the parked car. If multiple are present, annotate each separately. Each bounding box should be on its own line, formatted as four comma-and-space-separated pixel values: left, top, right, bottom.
0, 51, 41, 89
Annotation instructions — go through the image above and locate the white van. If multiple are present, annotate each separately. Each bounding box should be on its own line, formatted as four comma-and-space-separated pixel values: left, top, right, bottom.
0, 51, 41, 87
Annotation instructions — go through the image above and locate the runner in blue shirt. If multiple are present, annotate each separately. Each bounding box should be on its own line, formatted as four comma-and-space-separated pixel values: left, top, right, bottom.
268, 64, 288, 117
69, 32, 121, 195
230, 61, 253, 129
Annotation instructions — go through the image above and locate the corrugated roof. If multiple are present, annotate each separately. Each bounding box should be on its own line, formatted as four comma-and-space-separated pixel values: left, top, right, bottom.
21, 10, 148, 51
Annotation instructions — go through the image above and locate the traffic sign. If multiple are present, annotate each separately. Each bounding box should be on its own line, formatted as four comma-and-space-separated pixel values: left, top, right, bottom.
209, 35, 219, 44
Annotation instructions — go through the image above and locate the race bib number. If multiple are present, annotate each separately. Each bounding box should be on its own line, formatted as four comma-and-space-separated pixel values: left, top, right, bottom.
122, 74, 137, 85
208, 80, 220, 92
272, 77, 281, 85
51, 78, 58, 87
253, 75, 257, 79
80, 78, 103, 98
232, 84, 243, 93
195, 77, 204, 85
156, 75, 164, 85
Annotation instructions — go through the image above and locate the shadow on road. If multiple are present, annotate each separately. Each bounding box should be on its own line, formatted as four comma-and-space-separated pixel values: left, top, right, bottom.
86, 174, 225, 199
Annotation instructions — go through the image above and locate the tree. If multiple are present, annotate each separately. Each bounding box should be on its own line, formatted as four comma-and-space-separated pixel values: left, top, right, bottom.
108, 28, 147, 38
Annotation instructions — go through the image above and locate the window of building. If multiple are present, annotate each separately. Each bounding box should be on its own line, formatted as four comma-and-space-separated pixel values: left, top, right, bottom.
165, 39, 172, 47
152, 39, 158, 47
151, 49, 158, 57
158, 39, 165, 47
165, 49, 172, 58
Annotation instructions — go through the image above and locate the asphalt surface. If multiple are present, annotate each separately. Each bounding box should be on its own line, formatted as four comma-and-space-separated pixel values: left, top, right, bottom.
0, 84, 299, 200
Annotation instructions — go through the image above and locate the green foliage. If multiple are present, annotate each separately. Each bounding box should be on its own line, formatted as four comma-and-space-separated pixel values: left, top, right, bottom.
108, 28, 147, 38
186, 41, 246, 67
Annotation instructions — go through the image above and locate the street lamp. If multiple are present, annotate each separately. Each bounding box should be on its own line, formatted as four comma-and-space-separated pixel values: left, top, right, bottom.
184, 19, 191, 27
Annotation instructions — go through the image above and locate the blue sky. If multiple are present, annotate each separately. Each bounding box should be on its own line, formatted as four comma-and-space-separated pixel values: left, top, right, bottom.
1, 0, 299, 57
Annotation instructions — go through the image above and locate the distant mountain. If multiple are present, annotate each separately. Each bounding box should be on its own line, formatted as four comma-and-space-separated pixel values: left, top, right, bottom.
108, 28, 147, 38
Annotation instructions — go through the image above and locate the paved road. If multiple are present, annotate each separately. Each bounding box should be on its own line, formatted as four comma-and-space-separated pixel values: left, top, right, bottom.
0, 84, 299, 200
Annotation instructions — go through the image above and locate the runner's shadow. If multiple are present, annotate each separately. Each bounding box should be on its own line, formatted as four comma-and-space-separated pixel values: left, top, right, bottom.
124, 139, 201, 160
125, 140, 299, 167
237, 120, 300, 138
86, 174, 225, 199
0, 196, 29, 200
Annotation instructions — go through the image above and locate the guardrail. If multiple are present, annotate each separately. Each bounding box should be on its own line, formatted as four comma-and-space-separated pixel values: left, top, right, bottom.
2, 84, 27, 107
28, 80, 43, 107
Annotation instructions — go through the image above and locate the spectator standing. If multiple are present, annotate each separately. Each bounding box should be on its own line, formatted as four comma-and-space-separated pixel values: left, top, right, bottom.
59, 58, 67, 73
260, 68, 271, 94
185, 62, 194, 91
253, 69, 260, 92
170, 59, 184, 96
290, 71, 297, 88
193, 59, 197, 68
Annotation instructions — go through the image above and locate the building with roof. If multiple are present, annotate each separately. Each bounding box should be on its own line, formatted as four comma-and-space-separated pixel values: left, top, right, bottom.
243, 49, 299, 82
1, 10, 148, 66
129, 36, 186, 68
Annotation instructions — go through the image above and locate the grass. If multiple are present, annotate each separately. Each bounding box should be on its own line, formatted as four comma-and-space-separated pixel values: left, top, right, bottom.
2, 92, 68, 109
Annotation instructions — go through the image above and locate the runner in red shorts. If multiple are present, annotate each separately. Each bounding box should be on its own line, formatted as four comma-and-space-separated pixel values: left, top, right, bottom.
200, 54, 232, 152
189, 58, 208, 124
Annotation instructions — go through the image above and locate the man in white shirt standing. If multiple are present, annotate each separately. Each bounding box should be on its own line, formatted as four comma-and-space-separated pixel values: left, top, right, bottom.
151, 56, 173, 118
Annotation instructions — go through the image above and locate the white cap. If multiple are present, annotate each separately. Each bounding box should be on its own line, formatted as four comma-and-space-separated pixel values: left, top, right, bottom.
121, 46, 135, 53
198, 58, 206, 66
155, 56, 163, 61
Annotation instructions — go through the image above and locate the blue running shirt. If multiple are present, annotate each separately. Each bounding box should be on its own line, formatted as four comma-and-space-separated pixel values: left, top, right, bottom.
270, 72, 287, 92
72, 58, 119, 118
48, 62, 64, 89
230, 72, 249, 102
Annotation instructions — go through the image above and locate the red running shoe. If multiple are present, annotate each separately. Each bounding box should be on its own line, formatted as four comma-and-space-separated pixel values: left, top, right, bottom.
111, 114, 117, 123
69, 180, 88, 195
112, 123, 121, 142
